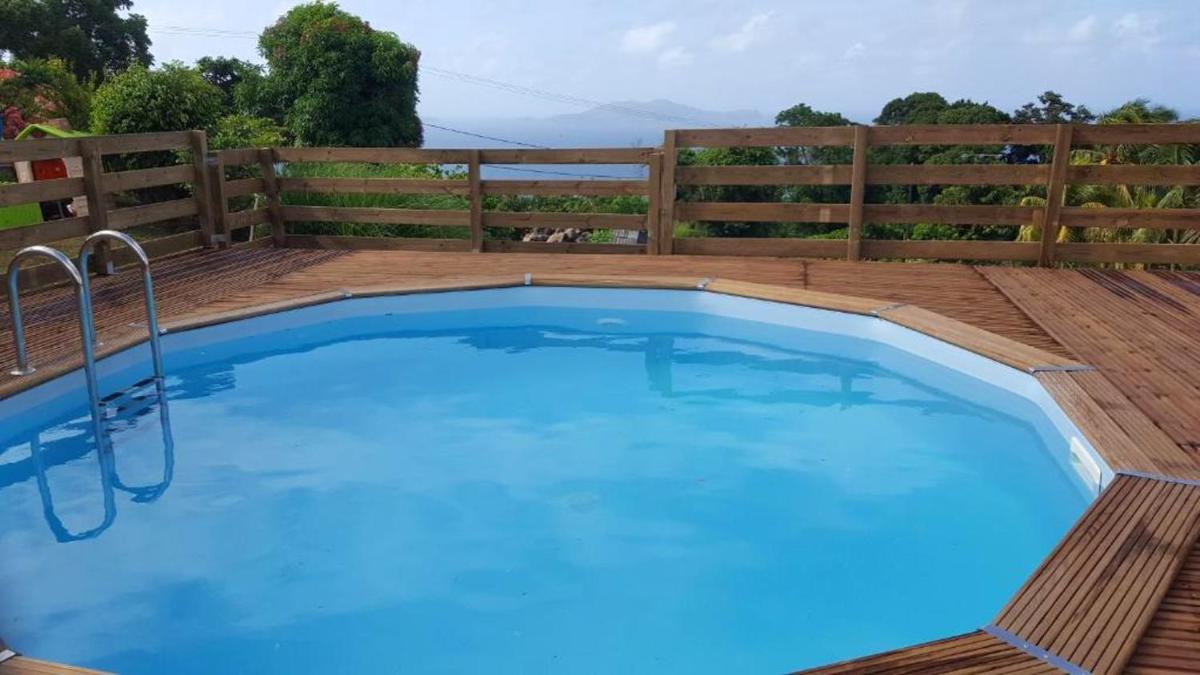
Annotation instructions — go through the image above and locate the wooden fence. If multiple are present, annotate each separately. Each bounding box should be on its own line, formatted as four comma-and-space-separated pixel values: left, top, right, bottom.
0, 130, 214, 288
3, 122, 1200, 283
211, 146, 658, 254
665, 123, 1200, 264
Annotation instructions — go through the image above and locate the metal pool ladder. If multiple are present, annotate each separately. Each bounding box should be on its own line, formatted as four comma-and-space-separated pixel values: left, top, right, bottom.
77, 230, 165, 380
6, 231, 165, 409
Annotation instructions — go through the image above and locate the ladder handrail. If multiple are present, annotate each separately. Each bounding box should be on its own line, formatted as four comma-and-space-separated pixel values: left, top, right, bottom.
78, 230, 164, 381
5, 245, 104, 435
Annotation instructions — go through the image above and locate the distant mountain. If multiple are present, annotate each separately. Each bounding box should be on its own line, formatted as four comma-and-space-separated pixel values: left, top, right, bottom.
545, 99, 770, 129
423, 100, 772, 151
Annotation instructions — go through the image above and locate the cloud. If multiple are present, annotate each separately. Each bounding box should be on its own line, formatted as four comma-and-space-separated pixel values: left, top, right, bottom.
657, 46, 694, 68
843, 42, 866, 60
711, 12, 774, 52
1067, 15, 1098, 43
621, 21, 676, 53
1112, 12, 1163, 51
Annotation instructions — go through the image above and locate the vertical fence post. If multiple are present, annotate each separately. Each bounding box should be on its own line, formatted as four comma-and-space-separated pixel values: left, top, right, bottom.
1039, 123, 1073, 267
646, 152, 663, 255
468, 149, 483, 253
206, 152, 230, 248
79, 138, 113, 274
847, 125, 869, 262
258, 148, 286, 247
188, 130, 215, 248
659, 130, 678, 255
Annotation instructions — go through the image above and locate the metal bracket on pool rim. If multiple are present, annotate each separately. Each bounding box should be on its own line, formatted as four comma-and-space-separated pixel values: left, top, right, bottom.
870, 302, 908, 316
524, 273, 532, 286
696, 277, 712, 290
982, 625, 1092, 674
1027, 364, 1097, 373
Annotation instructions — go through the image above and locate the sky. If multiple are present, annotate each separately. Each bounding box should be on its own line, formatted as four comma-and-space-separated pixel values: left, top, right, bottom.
135, 0, 1200, 123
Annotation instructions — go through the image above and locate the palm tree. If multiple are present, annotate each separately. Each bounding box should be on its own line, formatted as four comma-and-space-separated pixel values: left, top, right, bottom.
1017, 100, 1199, 254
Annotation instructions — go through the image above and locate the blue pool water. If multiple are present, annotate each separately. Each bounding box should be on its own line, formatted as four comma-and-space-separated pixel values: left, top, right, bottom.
0, 289, 1095, 673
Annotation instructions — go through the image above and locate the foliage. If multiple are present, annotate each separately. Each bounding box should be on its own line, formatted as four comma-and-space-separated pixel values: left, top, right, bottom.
281, 162, 466, 238
875, 92, 950, 126
1013, 91, 1095, 124
1100, 98, 1178, 125
209, 114, 287, 150
676, 146, 782, 237
775, 102, 854, 165
0, 0, 151, 83
90, 62, 223, 135
196, 56, 263, 113
256, 2, 422, 147
280, 161, 649, 241
0, 57, 90, 129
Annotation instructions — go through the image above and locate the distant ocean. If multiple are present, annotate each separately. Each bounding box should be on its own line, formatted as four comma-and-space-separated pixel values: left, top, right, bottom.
423, 122, 662, 180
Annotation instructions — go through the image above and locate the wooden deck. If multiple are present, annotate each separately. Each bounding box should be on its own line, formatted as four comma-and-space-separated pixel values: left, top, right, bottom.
3, 247, 1200, 673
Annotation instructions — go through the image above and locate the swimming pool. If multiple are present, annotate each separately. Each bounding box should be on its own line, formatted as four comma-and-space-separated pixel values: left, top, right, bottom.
0, 287, 1105, 673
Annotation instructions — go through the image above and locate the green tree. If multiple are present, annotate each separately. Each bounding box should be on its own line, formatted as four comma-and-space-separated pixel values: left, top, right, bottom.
677, 146, 783, 237
868, 93, 1015, 242
1013, 91, 1094, 124
0, 0, 152, 83
257, 2, 422, 147
874, 92, 949, 125
775, 102, 855, 165
90, 63, 223, 135
0, 57, 90, 129
196, 56, 263, 113
772, 102, 855, 213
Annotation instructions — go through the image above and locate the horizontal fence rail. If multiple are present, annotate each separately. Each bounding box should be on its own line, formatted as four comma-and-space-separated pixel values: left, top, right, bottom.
664, 122, 1200, 264
213, 146, 660, 254
8, 122, 1199, 281
0, 130, 215, 290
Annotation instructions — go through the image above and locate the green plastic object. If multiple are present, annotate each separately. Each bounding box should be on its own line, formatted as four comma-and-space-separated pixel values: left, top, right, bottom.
13, 123, 90, 141
0, 124, 89, 230
0, 200, 43, 229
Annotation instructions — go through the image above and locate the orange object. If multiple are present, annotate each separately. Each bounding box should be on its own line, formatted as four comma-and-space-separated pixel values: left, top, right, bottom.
31, 158, 68, 181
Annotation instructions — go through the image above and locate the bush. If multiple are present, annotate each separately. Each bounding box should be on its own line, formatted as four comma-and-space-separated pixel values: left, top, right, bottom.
90, 63, 223, 135
210, 114, 287, 150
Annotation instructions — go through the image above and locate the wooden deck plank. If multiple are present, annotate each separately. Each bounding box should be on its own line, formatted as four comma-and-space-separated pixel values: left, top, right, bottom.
876, 304, 1082, 372
995, 475, 1200, 674
981, 267, 1200, 467
1036, 371, 1200, 480
807, 261, 1071, 357
793, 631, 1059, 674
1127, 535, 1200, 673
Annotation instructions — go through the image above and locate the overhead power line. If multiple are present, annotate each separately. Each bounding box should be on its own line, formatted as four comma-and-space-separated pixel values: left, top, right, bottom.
152, 25, 258, 39
420, 65, 721, 128
422, 122, 547, 149
484, 164, 643, 178
147, 25, 721, 128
